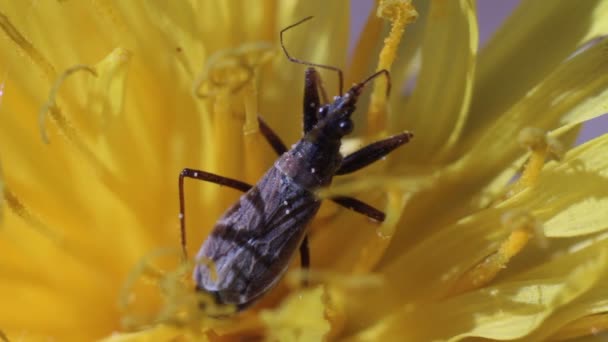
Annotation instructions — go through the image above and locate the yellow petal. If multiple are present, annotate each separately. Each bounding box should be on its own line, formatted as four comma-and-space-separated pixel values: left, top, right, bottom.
460, 37, 608, 186
354, 248, 608, 341
397, 0, 478, 161
506, 133, 608, 237
502, 239, 608, 341
466, 0, 608, 138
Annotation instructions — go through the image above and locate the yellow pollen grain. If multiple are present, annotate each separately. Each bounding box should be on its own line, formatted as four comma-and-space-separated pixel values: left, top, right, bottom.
367, 0, 418, 134
0, 11, 56, 81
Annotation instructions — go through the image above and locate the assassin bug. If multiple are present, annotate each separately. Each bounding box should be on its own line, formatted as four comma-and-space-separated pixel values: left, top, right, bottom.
178, 16, 413, 310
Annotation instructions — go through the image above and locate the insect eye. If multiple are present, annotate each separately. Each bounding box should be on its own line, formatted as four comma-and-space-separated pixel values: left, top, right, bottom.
318, 106, 328, 119
338, 120, 353, 135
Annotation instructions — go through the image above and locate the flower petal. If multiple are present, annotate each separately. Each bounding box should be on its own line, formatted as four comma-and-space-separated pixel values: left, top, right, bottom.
397, 0, 478, 161
460, 37, 608, 188
466, 0, 608, 138
507, 133, 608, 237
353, 248, 608, 341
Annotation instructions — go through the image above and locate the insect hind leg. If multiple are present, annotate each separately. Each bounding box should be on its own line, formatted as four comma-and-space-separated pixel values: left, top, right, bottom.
332, 196, 386, 222
179, 168, 253, 260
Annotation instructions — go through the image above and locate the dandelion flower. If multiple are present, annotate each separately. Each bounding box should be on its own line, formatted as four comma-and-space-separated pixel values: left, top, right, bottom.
1, 1, 608, 341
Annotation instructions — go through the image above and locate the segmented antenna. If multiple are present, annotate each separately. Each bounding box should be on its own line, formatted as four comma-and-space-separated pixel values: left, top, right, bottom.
280, 16, 345, 95
360, 69, 392, 97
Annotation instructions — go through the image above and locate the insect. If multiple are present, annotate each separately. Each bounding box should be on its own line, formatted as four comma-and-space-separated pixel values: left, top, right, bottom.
178, 16, 413, 310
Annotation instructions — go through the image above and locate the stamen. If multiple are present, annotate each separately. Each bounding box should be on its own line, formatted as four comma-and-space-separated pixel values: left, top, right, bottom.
88, 48, 131, 128
243, 80, 271, 179
510, 127, 564, 195
121, 249, 236, 330
448, 209, 544, 296
192, 43, 273, 99
367, 0, 418, 134
37, 62, 123, 187
3, 187, 62, 242
0, 11, 56, 81
39, 65, 97, 143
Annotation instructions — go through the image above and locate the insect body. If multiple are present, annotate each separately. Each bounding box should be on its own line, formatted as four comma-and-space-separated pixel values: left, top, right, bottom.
178, 17, 412, 310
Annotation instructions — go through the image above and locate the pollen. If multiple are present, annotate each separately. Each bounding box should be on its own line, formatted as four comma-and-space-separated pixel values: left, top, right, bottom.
367, 0, 418, 134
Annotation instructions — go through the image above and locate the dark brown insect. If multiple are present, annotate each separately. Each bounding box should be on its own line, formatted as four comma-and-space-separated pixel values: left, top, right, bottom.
178, 17, 413, 310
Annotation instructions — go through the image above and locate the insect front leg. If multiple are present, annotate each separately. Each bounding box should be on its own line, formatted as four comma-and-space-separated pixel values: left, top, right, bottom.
330, 133, 414, 222
336, 132, 413, 175
179, 168, 253, 260
257, 116, 287, 155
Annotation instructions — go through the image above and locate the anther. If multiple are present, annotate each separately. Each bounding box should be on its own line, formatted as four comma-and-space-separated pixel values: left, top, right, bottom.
510, 127, 563, 196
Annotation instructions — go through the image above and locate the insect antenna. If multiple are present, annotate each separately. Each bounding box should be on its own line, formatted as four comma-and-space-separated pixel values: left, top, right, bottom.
359, 69, 392, 97
280, 16, 344, 95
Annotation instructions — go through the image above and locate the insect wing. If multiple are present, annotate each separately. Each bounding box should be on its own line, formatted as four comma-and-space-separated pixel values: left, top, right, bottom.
194, 166, 320, 307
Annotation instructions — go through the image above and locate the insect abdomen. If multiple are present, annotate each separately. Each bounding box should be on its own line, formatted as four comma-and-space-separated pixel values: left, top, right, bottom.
194, 166, 320, 308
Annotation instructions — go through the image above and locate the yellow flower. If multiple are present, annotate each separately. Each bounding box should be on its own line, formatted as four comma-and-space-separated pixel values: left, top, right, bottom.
1, 0, 608, 341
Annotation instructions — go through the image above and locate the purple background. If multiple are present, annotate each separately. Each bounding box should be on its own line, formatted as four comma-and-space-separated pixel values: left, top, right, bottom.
350, 0, 608, 144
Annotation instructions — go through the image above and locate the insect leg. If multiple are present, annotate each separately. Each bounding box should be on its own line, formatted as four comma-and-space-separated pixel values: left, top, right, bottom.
331, 196, 386, 222
299, 236, 310, 286
257, 116, 288, 155
179, 168, 253, 260
336, 132, 413, 175
303, 67, 321, 133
